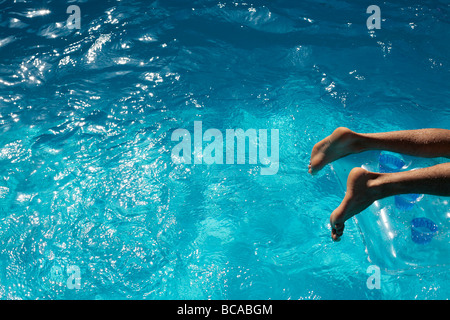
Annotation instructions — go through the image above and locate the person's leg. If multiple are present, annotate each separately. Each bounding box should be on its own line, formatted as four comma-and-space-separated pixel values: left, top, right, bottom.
309, 127, 450, 175
330, 162, 450, 241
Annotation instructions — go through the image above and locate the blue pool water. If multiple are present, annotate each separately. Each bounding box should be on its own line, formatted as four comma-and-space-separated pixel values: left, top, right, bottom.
0, 0, 449, 299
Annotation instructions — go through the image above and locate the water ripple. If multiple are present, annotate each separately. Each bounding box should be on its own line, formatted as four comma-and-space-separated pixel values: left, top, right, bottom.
0, 0, 448, 300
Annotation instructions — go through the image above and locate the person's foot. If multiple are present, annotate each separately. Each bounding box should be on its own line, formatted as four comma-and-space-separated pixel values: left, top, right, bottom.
309, 127, 363, 175
329, 167, 381, 241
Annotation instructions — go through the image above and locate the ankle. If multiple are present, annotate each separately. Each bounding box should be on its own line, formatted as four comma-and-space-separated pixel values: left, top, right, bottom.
351, 132, 370, 153
367, 171, 404, 202
366, 171, 385, 201
337, 127, 366, 153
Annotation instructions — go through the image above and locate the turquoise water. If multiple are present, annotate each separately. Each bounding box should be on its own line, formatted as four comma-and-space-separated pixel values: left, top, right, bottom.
0, 0, 449, 299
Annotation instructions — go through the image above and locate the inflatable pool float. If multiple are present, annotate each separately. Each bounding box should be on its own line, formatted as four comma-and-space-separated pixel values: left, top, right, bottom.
330, 151, 449, 272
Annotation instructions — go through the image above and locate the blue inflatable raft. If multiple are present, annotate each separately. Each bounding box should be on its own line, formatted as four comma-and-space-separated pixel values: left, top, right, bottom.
330, 151, 449, 272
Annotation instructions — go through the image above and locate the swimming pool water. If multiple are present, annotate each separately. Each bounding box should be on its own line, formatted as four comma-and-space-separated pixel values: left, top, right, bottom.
0, 0, 449, 299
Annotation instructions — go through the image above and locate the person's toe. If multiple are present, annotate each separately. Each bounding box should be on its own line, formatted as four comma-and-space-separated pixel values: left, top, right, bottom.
331, 222, 344, 241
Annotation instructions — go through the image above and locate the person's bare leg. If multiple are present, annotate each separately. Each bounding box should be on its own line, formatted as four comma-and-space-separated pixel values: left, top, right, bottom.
308, 127, 364, 174
330, 163, 450, 241
309, 127, 450, 174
